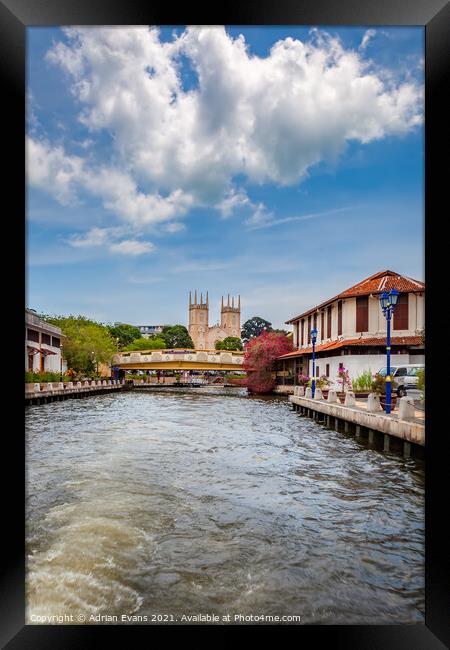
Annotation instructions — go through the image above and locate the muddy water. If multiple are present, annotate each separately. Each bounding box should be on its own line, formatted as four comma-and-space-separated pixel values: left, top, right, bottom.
26, 390, 424, 624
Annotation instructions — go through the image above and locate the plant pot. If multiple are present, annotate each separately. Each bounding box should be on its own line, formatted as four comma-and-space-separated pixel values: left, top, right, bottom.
336, 391, 346, 404
354, 391, 370, 399
321, 389, 329, 400
379, 395, 397, 411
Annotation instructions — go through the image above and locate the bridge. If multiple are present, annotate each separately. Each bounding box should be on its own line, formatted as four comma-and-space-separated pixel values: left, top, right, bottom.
112, 349, 245, 371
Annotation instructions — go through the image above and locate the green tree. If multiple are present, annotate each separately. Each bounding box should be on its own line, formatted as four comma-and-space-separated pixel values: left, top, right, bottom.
42, 314, 117, 374
107, 323, 142, 348
123, 336, 166, 351
160, 325, 194, 349
241, 316, 273, 343
215, 336, 243, 351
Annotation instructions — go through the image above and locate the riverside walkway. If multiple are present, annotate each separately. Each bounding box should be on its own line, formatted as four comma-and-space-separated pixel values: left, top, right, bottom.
25, 380, 131, 405
289, 389, 425, 458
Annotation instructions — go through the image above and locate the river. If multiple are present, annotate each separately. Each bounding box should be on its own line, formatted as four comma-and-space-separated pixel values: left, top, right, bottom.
26, 388, 424, 625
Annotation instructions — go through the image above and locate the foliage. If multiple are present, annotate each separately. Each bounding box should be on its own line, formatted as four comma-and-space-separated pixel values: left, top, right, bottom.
416, 368, 425, 394
123, 336, 166, 351
160, 325, 194, 349
41, 314, 117, 374
25, 370, 72, 383
244, 331, 292, 394
107, 323, 142, 348
337, 366, 352, 391
297, 374, 310, 387
215, 336, 243, 351
371, 373, 398, 395
308, 375, 331, 390
241, 316, 273, 343
352, 370, 374, 392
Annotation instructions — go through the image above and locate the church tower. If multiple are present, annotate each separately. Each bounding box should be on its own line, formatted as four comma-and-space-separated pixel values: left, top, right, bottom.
188, 290, 209, 350
220, 294, 241, 339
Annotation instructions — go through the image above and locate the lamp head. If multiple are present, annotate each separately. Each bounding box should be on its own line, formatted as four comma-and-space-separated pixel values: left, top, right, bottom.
311, 327, 318, 343
379, 292, 389, 312
389, 288, 399, 308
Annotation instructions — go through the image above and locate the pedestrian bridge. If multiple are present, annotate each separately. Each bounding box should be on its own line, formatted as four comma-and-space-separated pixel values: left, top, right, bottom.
112, 349, 245, 371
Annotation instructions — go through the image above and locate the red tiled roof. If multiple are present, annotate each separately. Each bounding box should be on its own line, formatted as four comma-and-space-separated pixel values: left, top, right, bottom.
277, 335, 423, 359
286, 270, 425, 324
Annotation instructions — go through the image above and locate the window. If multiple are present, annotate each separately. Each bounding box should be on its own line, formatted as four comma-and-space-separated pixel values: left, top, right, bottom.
327, 306, 332, 338
307, 316, 311, 344
393, 293, 409, 330
321, 311, 325, 341
337, 301, 343, 335
326, 363, 330, 377
27, 328, 39, 343
51, 336, 61, 348
41, 333, 51, 345
296, 322, 299, 347
301, 320, 304, 346
356, 296, 368, 332
316, 366, 319, 377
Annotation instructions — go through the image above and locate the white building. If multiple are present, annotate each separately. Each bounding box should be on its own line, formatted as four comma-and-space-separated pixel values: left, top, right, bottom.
137, 325, 164, 339
276, 270, 425, 387
25, 309, 66, 373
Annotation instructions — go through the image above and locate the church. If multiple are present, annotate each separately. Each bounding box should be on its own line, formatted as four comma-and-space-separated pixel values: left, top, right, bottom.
188, 291, 241, 350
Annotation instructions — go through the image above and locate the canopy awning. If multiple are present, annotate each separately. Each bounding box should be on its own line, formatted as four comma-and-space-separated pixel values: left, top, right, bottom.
41, 348, 57, 356
27, 346, 40, 355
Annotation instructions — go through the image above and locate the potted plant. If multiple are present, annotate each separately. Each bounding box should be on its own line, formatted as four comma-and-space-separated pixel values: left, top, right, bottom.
352, 370, 374, 399
371, 373, 398, 411
308, 375, 331, 398
336, 367, 352, 403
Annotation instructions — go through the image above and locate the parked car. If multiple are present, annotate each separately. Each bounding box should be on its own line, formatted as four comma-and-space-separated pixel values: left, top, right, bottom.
376, 364, 425, 397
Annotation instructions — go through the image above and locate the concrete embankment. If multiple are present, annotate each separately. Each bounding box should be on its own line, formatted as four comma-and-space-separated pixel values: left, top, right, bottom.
25, 380, 132, 405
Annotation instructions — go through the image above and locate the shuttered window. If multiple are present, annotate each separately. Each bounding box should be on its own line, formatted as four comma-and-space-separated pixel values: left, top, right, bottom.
27, 328, 39, 343
307, 316, 311, 344
327, 306, 332, 338
338, 301, 343, 335
41, 333, 51, 345
326, 363, 330, 377
301, 319, 304, 346
393, 293, 409, 330
356, 296, 369, 332
295, 322, 299, 348
321, 311, 325, 341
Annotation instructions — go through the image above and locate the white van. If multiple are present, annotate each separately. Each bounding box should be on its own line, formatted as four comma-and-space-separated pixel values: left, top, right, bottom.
376, 364, 424, 397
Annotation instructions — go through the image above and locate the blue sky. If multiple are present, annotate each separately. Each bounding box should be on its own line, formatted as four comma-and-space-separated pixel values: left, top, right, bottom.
26, 26, 424, 329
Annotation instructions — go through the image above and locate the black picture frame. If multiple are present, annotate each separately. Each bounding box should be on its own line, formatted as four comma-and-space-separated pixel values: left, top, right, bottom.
2, 0, 448, 647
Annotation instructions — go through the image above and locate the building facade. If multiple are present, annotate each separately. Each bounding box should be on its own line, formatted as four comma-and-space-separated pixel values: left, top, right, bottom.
188, 291, 241, 350
25, 309, 66, 373
137, 325, 164, 339
276, 270, 425, 387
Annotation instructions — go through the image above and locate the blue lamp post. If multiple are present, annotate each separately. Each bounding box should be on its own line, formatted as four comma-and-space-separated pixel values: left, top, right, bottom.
379, 288, 399, 413
311, 327, 318, 398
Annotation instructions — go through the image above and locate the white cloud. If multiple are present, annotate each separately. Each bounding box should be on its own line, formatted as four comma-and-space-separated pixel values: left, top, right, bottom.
109, 239, 155, 255
359, 29, 377, 51
66, 226, 154, 256
28, 26, 423, 230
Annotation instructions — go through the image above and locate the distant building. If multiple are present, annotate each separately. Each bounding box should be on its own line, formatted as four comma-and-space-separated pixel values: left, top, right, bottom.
276, 270, 425, 386
26, 309, 66, 373
188, 291, 241, 350
137, 325, 164, 339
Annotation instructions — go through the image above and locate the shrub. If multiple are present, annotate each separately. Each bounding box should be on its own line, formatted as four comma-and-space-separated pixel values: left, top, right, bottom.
244, 331, 292, 394
352, 370, 374, 392
416, 368, 425, 395
371, 373, 398, 395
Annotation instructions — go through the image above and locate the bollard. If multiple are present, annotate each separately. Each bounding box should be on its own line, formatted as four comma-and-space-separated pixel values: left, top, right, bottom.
344, 391, 355, 407
66, 382, 73, 389
305, 387, 312, 399
56, 382, 64, 390
327, 389, 338, 403
367, 393, 382, 412
398, 396, 415, 420
76, 381, 82, 387
313, 388, 323, 400
83, 380, 90, 387
298, 386, 305, 397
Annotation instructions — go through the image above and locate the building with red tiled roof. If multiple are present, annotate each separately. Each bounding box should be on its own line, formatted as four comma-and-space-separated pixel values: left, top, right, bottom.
275, 270, 425, 389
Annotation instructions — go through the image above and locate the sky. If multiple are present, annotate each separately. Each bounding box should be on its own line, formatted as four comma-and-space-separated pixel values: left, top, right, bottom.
26, 26, 424, 330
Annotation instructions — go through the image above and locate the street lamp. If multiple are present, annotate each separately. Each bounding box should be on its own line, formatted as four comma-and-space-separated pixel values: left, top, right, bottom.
379, 288, 399, 414
311, 327, 318, 398
60, 343, 63, 381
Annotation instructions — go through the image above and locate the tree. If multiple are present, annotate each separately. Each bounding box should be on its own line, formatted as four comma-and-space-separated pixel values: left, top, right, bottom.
241, 316, 273, 343
42, 314, 118, 375
244, 331, 292, 394
160, 325, 194, 349
215, 337, 243, 351
107, 323, 142, 348
123, 336, 166, 351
